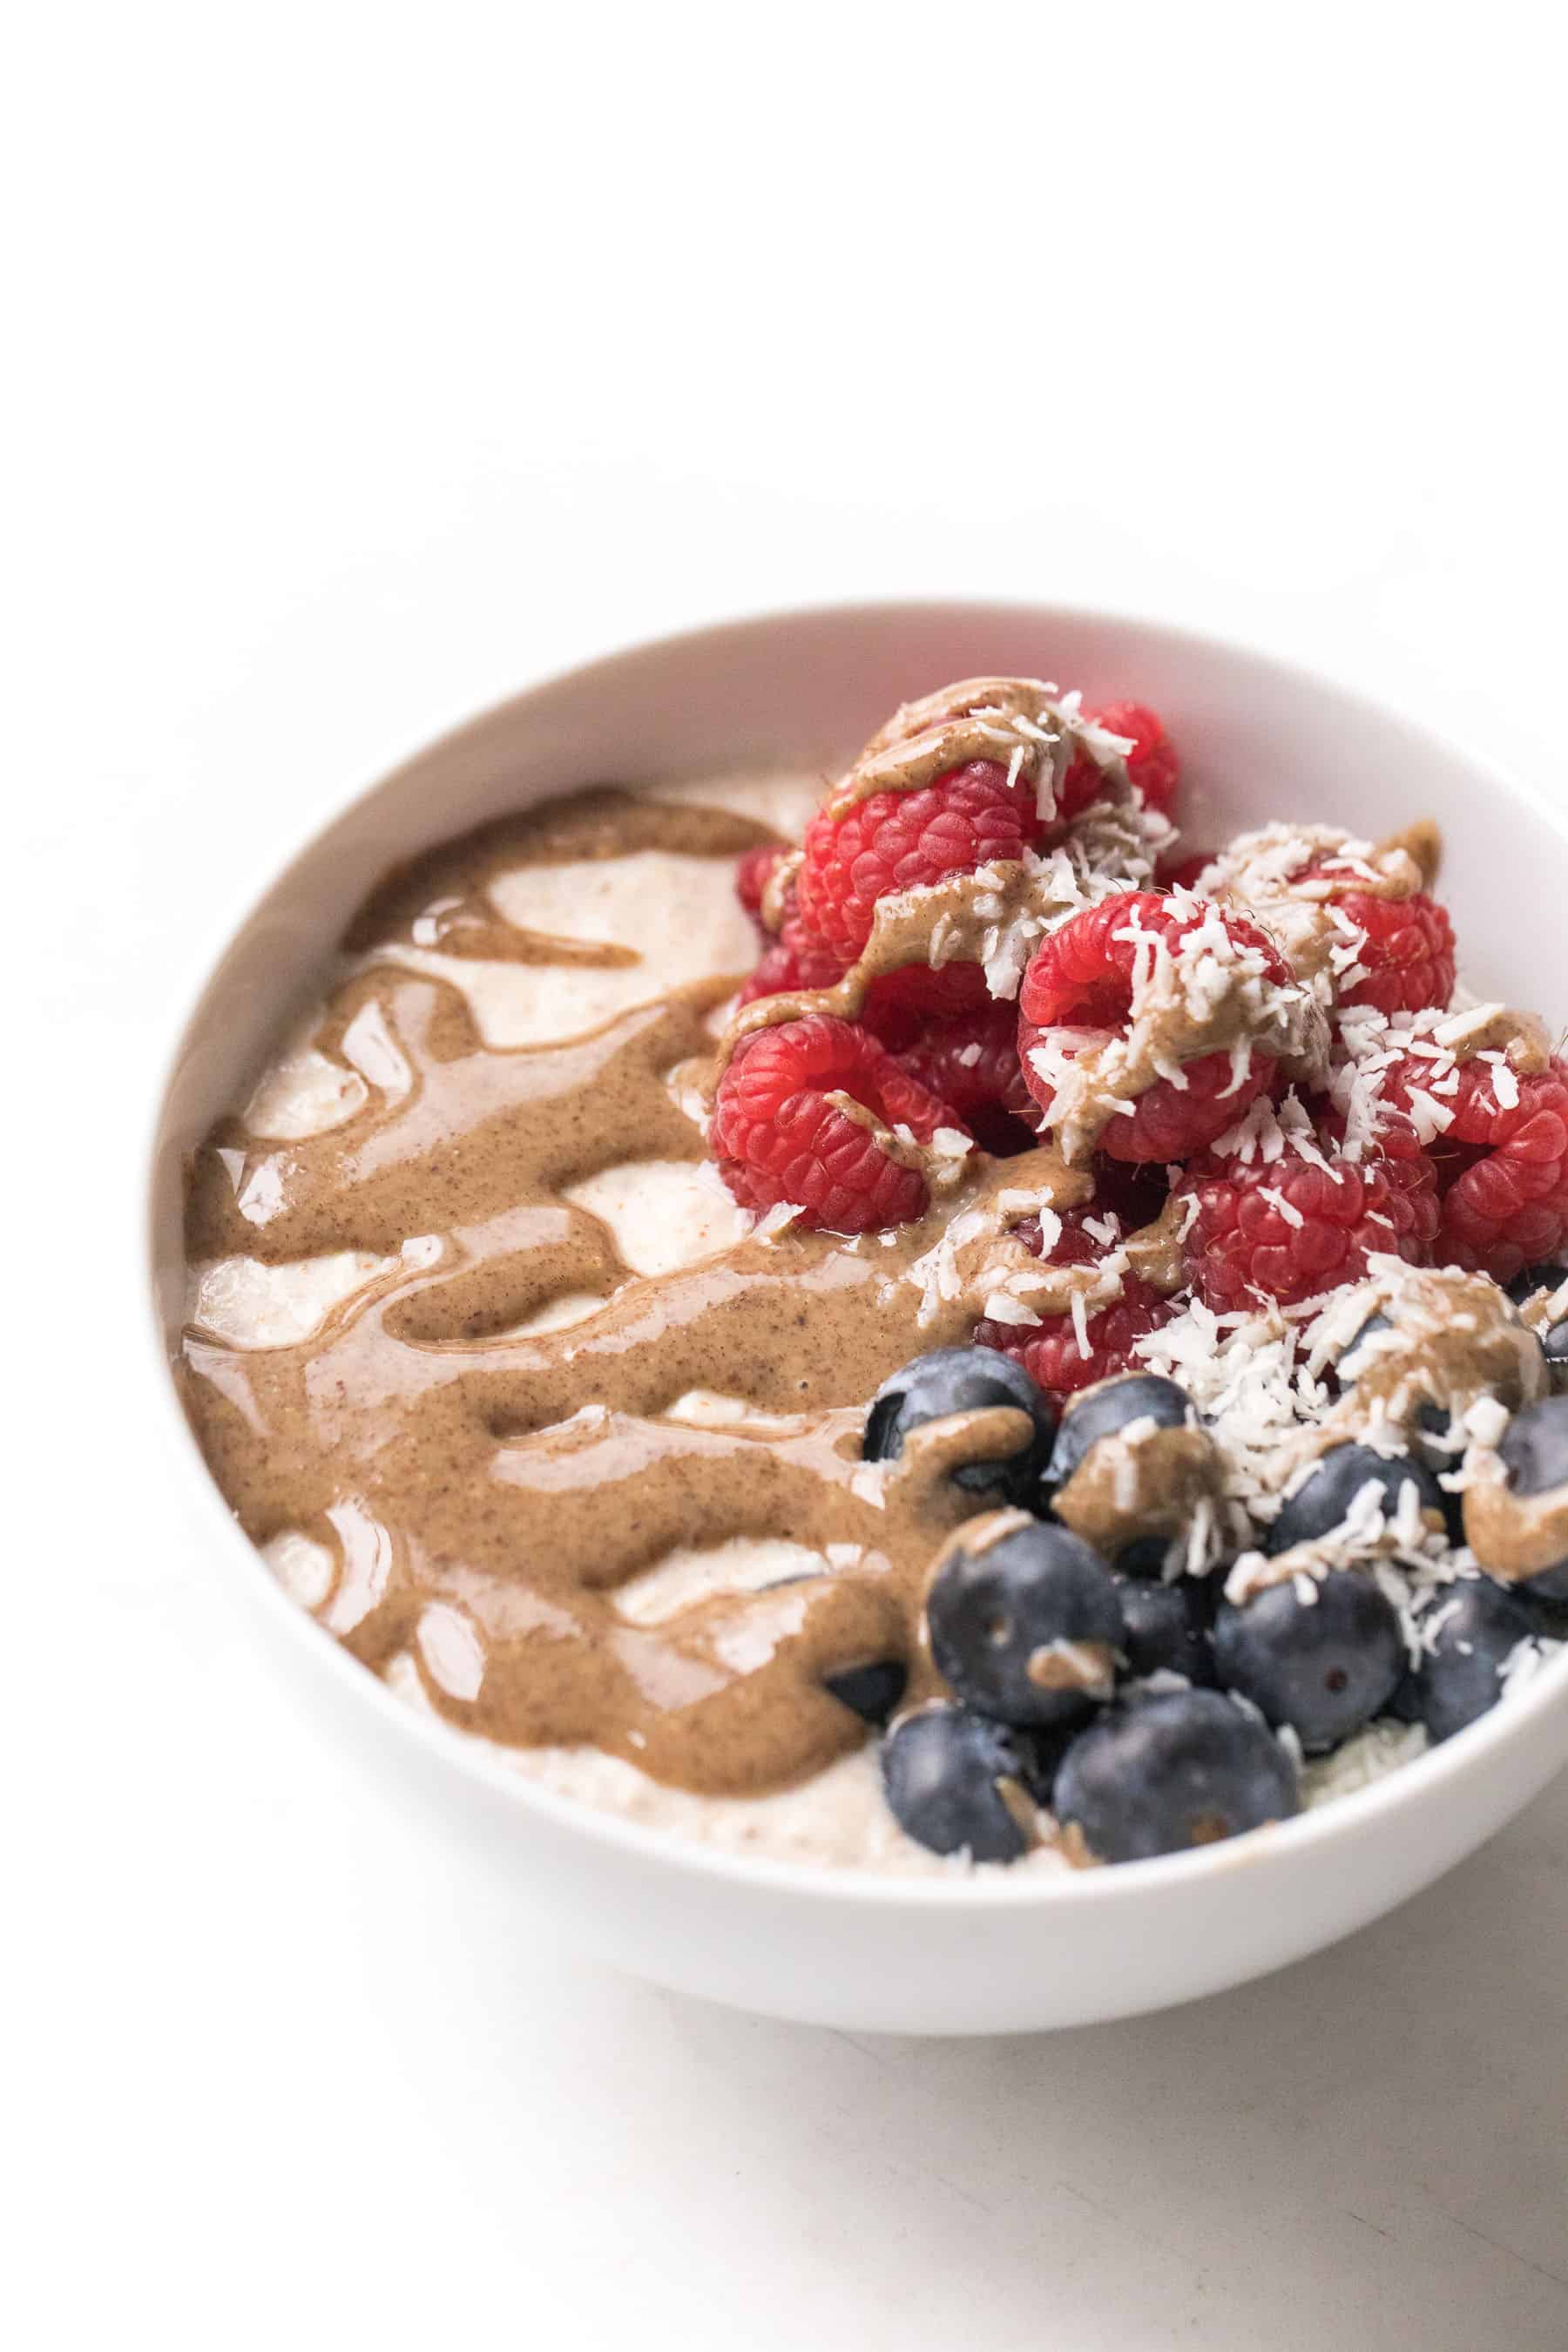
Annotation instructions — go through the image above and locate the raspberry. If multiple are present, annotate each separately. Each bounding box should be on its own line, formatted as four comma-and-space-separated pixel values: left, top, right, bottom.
1381, 1047, 1551, 1151
995, 1284, 1177, 1400
733, 895, 846, 1006
974, 1207, 1178, 1399
794, 760, 1041, 970
1177, 1150, 1436, 1313
734, 937, 807, 1008
735, 843, 786, 925
856, 960, 992, 1045
1059, 701, 1180, 826
1398, 1059, 1568, 1282
895, 1001, 1037, 1155
1018, 892, 1286, 1162
1384, 1149, 1443, 1249
711, 1014, 963, 1233
1005, 1206, 1112, 1270
733, 901, 990, 1040
1332, 890, 1455, 1017
1007, 1159, 1173, 1257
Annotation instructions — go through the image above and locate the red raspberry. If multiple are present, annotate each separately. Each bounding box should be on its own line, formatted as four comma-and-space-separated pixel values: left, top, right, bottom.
1331, 890, 1455, 1017
988, 1284, 1177, 1400
895, 1001, 1038, 1155
1384, 1149, 1443, 1248
711, 1014, 964, 1233
794, 760, 1041, 971
733, 894, 846, 1006
856, 960, 992, 1046
734, 938, 805, 1008
1018, 892, 1285, 1163
1003, 1206, 1117, 1271
733, 906, 990, 1039
1006, 1161, 1173, 1253
1311, 1098, 1443, 1258
1178, 1150, 1436, 1313
974, 1210, 1178, 1398
1380, 1047, 1549, 1150
1408, 1060, 1568, 1282
735, 843, 786, 925
1059, 701, 1180, 826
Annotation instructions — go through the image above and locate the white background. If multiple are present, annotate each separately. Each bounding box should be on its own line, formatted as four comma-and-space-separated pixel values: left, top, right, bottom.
9, 6, 1568, 2347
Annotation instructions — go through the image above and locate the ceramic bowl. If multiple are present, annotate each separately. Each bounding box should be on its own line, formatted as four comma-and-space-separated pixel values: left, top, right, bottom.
146, 600, 1568, 2033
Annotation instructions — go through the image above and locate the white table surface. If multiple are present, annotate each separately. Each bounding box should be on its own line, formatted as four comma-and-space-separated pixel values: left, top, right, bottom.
10, 10, 1567, 2346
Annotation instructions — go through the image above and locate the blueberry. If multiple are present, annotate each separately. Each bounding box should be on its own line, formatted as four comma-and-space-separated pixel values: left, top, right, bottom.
1335, 1315, 1477, 1460
1395, 1577, 1543, 1743
1335, 1313, 1519, 1463
880, 1705, 1032, 1861
1116, 1534, 1178, 1578
1265, 1443, 1448, 1555
1544, 1321, 1568, 1372
863, 1348, 1056, 1506
1505, 1260, 1568, 1305
1338, 1311, 1443, 1409
822, 1658, 908, 1725
1497, 1393, 1568, 1494
1496, 1395, 1568, 1599
1047, 1374, 1192, 1487
1213, 1569, 1404, 1750
1053, 1689, 1299, 1862
1335, 1311, 1395, 1381
1115, 1573, 1217, 1686
927, 1519, 1124, 1727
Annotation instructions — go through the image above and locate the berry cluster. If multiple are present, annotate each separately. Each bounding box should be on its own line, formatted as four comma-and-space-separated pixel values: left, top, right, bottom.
859, 1345, 1568, 1868
701, 670, 1568, 1870
715, 687, 1183, 1247
713, 672, 1567, 1381
705, 667, 1568, 1872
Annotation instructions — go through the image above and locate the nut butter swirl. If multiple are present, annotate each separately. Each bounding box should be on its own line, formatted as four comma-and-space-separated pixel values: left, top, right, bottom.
179, 787, 1093, 1800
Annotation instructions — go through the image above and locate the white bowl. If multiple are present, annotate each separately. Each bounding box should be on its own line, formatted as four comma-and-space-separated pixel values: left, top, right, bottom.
146, 600, 1568, 2034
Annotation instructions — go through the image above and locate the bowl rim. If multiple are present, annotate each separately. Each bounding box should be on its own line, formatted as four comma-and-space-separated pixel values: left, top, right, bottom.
144, 592, 1568, 1909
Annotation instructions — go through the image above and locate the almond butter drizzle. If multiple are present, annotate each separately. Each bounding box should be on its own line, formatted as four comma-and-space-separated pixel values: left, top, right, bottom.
178, 789, 1102, 1798
1464, 1459, 1568, 1583
1051, 1423, 1220, 1557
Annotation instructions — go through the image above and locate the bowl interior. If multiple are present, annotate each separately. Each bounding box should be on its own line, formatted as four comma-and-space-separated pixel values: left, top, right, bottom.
148, 598, 1568, 1905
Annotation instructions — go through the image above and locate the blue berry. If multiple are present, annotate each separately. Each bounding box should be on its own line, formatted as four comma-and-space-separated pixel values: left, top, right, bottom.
1053, 1690, 1298, 1862
880, 1705, 1032, 1861
1497, 1394, 1568, 1491
1335, 1315, 1517, 1476
1265, 1443, 1447, 1555
863, 1348, 1056, 1505
1335, 1310, 1396, 1381
1505, 1261, 1568, 1305
1213, 1569, 1404, 1750
1116, 1534, 1178, 1578
1396, 1577, 1542, 1742
822, 1659, 907, 1725
926, 1519, 1124, 1727
1338, 1313, 1447, 1429
1115, 1573, 1217, 1686
1497, 1395, 1568, 1599
1543, 1321, 1568, 1372
760, 1580, 910, 1723
1047, 1373, 1192, 1487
